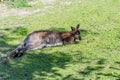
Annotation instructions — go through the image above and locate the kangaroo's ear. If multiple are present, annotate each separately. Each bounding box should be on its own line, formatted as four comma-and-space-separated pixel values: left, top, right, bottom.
71, 27, 75, 31
76, 24, 80, 29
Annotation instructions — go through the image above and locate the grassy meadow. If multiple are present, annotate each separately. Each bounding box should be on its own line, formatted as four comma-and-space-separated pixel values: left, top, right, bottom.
0, 0, 120, 80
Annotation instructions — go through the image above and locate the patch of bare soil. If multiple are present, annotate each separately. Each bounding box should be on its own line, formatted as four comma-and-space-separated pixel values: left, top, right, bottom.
0, 0, 55, 18
0, 0, 80, 18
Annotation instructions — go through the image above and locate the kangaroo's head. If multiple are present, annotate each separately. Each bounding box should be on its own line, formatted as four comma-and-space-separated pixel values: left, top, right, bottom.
71, 24, 82, 40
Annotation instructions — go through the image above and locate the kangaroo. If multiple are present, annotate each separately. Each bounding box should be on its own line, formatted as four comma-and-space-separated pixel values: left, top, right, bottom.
6, 24, 82, 62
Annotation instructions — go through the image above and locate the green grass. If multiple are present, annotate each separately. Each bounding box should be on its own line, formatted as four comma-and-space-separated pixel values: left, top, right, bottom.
0, 0, 120, 80
5, 0, 30, 8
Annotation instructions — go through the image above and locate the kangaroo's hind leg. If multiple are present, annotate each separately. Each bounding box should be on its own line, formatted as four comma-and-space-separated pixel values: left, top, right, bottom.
17, 42, 46, 57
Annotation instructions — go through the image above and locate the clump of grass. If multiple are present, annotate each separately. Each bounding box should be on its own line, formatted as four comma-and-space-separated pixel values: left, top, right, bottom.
15, 27, 29, 36
6, 0, 30, 8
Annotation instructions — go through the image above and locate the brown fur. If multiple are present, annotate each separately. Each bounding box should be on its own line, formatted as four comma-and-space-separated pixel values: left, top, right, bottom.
5, 24, 82, 63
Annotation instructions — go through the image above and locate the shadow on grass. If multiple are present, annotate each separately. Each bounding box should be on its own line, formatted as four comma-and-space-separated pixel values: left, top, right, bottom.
0, 51, 73, 80
77, 58, 120, 79
0, 33, 16, 55
72, 51, 106, 64
110, 67, 120, 70
79, 66, 104, 75
97, 73, 120, 79
72, 51, 120, 79
0, 27, 28, 55
115, 61, 120, 64
62, 74, 84, 80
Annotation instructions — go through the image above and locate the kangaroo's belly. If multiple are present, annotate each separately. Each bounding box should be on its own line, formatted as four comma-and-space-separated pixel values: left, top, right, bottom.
31, 42, 63, 50
46, 42, 63, 47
